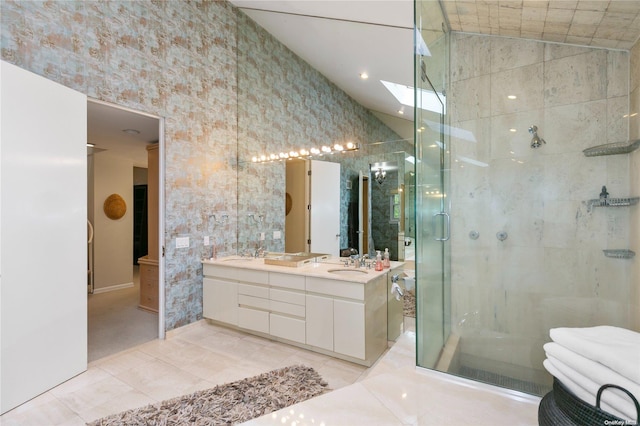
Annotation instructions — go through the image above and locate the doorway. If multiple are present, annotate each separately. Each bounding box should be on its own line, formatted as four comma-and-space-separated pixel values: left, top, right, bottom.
87, 100, 164, 362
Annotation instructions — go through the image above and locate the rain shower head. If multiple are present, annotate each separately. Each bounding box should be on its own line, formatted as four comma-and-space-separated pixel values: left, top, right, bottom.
529, 125, 546, 149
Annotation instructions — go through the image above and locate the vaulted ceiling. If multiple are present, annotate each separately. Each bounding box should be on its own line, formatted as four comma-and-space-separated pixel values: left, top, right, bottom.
443, 0, 640, 50
91, 1, 640, 157
232, 0, 640, 140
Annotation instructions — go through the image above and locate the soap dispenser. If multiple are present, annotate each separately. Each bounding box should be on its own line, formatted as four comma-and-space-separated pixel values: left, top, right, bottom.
375, 250, 383, 271
383, 248, 390, 269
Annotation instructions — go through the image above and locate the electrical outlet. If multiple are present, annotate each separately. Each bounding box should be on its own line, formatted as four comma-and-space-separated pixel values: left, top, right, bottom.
204, 236, 210, 246
176, 237, 189, 248
273, 231, 281, 240
260, 232, 265, 241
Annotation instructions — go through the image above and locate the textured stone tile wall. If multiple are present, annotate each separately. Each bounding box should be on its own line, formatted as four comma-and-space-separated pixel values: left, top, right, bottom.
1, 0, 403, 331
449, 32, 632, 374
1, 0, 239, 330
236, 12, 403, 256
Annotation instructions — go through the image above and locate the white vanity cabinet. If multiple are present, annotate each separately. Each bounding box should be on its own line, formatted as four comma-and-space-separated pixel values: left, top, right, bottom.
306, 275, 386, 362
203, 264, 268, 328
269, 273, 306, 344
202, 259, 392, 366
237, 282, 269, 334
305, 293, 334, 351
203, 277, 238, 325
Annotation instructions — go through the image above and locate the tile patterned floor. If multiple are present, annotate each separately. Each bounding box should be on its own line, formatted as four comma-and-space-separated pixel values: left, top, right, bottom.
0, 318, 540, 425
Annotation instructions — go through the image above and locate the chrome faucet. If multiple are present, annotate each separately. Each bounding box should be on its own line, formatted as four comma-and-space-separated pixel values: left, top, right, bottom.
254, 245, 265, 258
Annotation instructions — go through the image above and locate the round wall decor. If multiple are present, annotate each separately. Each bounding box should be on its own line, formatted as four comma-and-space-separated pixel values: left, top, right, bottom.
285, 192, 292, 216
103, 194, 127, 220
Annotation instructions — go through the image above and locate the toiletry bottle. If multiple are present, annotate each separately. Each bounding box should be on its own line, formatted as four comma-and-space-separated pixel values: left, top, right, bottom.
375, 250, 383, 271
383, 248, 390, 269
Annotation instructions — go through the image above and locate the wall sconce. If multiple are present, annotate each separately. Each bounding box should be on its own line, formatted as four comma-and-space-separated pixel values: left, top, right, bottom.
375, 168, 386, 184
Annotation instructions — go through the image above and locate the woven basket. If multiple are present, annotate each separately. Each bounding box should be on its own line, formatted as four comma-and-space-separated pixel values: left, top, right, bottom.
539, 377, 639, 426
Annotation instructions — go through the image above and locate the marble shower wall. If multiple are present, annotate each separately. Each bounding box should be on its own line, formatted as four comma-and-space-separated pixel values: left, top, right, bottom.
449, 33, 633, 374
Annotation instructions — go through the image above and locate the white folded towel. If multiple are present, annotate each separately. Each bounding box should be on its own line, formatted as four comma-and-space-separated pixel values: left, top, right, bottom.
545, 342, 640, 401
544, 353, 638, 422
543, 359, 631, 422
550, 326, 640, 383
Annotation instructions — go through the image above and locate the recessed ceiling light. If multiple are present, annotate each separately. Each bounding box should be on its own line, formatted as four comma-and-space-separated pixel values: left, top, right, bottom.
360, 72, 369, 80
509, 128, 517, 132
507, 95, 517, 100
398, 109, 404, 115
122, 129, 140, 135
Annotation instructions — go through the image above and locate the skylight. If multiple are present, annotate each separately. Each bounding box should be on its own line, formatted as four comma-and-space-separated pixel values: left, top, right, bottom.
380, 80, 445, 114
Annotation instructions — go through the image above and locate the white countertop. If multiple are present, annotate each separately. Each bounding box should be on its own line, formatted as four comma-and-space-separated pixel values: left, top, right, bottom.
202, 255, 404, 283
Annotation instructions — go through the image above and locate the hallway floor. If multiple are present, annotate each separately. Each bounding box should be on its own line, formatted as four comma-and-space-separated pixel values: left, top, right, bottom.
88, 265, 158, 362
1, 318, 539, 425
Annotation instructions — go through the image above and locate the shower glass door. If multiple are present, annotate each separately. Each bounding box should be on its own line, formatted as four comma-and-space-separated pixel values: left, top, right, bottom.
414, 0, 450, 369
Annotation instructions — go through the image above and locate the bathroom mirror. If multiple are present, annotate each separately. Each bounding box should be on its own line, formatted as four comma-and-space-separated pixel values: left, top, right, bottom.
235, 9, 415, 260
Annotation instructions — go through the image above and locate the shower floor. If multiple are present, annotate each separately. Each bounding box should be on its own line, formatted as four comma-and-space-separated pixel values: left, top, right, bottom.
458, 365, 551, 396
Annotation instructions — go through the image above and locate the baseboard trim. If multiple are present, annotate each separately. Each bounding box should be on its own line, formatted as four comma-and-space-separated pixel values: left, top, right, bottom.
92, 282, 134, 294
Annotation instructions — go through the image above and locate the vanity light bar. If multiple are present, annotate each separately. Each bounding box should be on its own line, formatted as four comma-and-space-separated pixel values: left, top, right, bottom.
251, 142, 360, 163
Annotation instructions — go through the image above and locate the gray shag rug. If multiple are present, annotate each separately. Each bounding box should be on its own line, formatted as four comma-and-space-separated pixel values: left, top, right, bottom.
88, 365, 328, 426
403, 289, 415, 318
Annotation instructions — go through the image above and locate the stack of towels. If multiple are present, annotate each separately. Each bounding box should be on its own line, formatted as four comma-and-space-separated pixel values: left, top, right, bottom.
543, 326, 640, 423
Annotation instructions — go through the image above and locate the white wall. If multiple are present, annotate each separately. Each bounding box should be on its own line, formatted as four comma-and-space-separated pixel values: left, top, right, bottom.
93, 153, 133, 292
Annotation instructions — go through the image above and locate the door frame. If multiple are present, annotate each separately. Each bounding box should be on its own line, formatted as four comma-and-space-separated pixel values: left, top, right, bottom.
88, 98, 166, 340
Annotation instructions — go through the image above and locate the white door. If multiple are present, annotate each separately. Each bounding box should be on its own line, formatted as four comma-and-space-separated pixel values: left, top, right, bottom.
309, 160, 340, 256
358, 170, 364, 255
1, 61, 87, 413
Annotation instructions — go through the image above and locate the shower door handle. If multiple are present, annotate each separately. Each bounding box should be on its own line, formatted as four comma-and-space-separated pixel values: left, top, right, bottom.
433, 212, 450, 241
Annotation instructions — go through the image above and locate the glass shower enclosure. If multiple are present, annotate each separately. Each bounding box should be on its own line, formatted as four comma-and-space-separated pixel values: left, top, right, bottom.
414, 0, 637, 396
414, 0, 450, 371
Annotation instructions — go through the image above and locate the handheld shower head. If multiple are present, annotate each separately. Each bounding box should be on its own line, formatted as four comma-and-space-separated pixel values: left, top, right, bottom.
529, 125, 546, 149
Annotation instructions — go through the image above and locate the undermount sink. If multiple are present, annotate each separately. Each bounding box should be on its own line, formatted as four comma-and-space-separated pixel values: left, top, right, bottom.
327, 268, 368, 275
221, 257, 253, 261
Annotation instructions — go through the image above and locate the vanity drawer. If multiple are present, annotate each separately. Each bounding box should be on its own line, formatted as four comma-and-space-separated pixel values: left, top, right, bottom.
305, 277, 364, 300
270, 313, 305, 344
238, 294, 270, 310
203, 264, 236, 280
238, 283, 269, 298
269, 272, 305, 290
238, 307, 269, 333
270, 288, 305, 305
270, 300, 305, 317
236, 268, 269, 285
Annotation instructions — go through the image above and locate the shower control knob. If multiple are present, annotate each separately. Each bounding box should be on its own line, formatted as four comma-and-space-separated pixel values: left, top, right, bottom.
469, 230, 479, 240
496, 231, 508, 241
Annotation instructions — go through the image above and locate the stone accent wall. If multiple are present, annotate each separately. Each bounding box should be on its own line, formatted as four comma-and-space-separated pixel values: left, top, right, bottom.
1, 1, 402, 330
